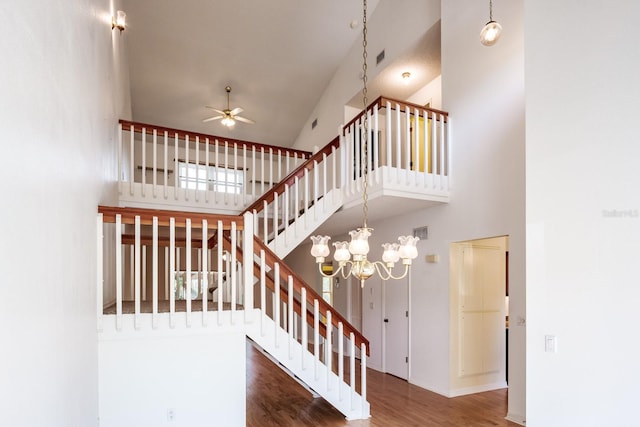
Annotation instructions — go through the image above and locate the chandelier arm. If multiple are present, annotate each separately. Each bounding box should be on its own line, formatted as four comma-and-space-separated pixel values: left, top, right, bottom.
341, 262, 354, 280
372, 262, 392, 281
372, 262, 410, 281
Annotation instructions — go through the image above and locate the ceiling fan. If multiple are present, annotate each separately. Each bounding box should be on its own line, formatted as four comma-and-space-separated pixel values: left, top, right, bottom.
203, 86, 255, 128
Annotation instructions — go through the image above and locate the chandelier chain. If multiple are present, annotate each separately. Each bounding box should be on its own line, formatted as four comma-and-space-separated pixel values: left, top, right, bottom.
361, 0, 369, 228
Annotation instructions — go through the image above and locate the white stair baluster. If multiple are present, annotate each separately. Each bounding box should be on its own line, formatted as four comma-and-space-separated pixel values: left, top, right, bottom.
186, 218, 192, 326
326, 310, 332, 391
350, 332, 356, 411
152, 217, 158, 328
288, 276, 294, 360
314, 299, 319, 380
201, 219, 208, 326
301, 287, 307, 369
134, 215, 141, 329
152, 130, 157, 197
97, 214, 104, 331
115, 214, 122, 330
169, 218, 175, 327
338, 322, 344, 401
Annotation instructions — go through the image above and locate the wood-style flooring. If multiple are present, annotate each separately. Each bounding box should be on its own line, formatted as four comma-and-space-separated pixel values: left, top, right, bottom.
246, 341, 520, 427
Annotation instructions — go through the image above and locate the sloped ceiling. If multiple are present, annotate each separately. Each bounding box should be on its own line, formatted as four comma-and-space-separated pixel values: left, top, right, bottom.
124, 0, 382, 147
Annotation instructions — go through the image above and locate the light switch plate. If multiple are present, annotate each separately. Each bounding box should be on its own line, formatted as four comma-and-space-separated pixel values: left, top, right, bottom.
545, 335, 557, 353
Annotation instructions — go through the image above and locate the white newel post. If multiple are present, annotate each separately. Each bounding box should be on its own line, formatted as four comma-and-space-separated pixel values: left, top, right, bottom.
243, 212, 254, 323
96, 213, 103, 332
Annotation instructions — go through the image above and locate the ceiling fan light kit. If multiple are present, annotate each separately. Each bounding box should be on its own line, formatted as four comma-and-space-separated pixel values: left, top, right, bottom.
203, 86, 255, 128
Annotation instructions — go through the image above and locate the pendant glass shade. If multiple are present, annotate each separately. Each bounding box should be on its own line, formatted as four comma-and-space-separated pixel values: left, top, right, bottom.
348, 228, 371, 256
381, 243, 400, 265
480, 20, 502, 46
310, 235, 331, 259
333, 241, 351, 262
398, 236, 419, 260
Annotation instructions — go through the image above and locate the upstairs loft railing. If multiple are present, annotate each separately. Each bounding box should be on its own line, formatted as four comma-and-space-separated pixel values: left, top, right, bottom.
97, 205, 251, 331
342, 96, 450, 195
117, 120, 311, 212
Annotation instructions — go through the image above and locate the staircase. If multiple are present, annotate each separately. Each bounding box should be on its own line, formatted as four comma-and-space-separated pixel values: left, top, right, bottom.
99, 96, 450, 422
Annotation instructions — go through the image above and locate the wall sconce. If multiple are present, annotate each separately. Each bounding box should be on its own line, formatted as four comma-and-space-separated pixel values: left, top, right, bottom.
112, 10, 126, 32
480, 0, 502, 46
402, 72, 411, 85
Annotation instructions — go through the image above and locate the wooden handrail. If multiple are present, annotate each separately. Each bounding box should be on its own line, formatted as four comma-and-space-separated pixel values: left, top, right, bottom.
251, 236, 370, 355
242, 136, 340, 216
98, 206, 244, 230
119, 119, 312, 160
342, 95, 449, 134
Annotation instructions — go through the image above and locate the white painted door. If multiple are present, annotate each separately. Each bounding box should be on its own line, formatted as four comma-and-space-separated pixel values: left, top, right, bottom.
384, 277, 409, 379
459, 243, 505, 378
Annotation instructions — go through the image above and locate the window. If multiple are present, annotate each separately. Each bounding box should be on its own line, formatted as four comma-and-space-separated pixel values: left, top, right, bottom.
178, 162, 243, 193
321, 263, 333, 305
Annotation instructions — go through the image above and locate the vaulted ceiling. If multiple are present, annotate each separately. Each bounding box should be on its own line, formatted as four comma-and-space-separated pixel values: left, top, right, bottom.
124, 0, 440, 148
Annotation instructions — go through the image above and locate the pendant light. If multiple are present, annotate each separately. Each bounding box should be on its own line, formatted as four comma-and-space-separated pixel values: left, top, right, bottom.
480, 0, 502, 46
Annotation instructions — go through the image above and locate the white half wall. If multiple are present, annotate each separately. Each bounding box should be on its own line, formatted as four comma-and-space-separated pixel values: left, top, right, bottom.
99, 327, 246, 427
0, 1, 130, 426
525, 1, 640, 425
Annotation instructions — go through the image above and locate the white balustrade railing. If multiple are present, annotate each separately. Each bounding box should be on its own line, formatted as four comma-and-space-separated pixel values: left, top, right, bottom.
246, 139, 341, 253
96, 206, 252, 330
252, 238, 369, 416
117, 121, 310, 212
342, 97, 450, 198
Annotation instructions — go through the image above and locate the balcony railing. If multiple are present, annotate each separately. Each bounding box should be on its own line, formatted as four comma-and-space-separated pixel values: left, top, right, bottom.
117, 120, 311, 212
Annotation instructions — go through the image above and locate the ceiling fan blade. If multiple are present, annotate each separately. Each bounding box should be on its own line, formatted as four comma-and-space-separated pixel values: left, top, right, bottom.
230, 107, 244, 116
235, 116, 255, 124
202, 115, 223, 123
205, 107, 226, 115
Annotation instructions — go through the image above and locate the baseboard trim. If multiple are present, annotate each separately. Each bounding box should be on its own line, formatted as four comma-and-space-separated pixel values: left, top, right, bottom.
448, 381, 508, 398
505, 412, 526, 425
407, 377, 451, 398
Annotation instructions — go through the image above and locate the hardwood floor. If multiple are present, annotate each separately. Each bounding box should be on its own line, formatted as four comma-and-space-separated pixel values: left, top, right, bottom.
246, 340, 520, 427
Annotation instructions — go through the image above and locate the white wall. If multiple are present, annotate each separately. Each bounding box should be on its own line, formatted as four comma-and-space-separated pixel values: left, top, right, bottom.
99, 327, 246, 427
0, 1, 129, 425
525, 1, 640, 425
293, 0, 442, 151
439, 0, 525, 417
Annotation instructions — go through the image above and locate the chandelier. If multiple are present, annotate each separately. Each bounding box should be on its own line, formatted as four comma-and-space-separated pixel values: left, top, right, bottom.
309, 0, 419, 287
